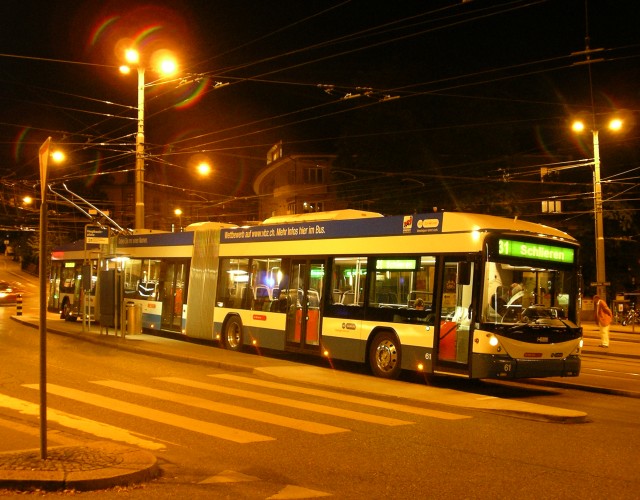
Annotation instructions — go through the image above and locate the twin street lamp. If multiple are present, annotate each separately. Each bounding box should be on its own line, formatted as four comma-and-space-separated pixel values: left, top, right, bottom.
572, 116, 625, 299
119, 48, 178, 231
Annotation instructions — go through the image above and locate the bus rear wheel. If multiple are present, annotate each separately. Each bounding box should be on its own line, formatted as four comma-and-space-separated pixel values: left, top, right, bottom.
369, 331, 401, 379
223, 316, 243, 351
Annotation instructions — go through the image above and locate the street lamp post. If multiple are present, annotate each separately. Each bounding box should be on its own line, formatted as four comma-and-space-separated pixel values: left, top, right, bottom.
135, 66, 145, 231
573, 117, 624, 299
37, 138, 64, 460
591, 129, 607, 300
37, 137, 50, 459
121, 48, 177, 231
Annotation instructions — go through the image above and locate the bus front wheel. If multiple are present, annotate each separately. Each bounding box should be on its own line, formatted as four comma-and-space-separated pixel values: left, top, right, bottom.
60, 300, 77, 322
369, 331, 402, 379
223, 316, 243, 352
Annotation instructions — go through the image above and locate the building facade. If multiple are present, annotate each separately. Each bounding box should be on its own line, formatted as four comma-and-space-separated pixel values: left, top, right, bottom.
252, 142, 344, 221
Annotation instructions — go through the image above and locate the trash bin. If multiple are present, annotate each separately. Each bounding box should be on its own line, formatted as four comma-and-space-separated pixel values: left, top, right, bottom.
126, 302, 142, 335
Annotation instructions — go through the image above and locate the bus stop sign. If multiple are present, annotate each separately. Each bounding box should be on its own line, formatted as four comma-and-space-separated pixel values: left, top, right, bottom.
85, 225, 109, 244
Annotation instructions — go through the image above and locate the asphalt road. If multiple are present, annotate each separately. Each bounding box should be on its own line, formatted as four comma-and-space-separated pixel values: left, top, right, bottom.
2, 312, 640, 499
1, 257, 640, 498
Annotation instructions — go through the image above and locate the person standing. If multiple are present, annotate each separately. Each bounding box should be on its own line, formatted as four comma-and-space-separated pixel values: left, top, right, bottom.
593, 295, 612, 348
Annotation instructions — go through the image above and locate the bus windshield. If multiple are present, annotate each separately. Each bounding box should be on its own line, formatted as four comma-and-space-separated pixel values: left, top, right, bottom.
482, 260, 576, 325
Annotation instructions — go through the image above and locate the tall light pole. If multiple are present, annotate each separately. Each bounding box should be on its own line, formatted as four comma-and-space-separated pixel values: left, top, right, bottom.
135, 65, 145, 231
572, 117, 623, 299
121, 49, 147, 231
37, 137, 64, 459
591, 128, 606, 300
37, 138, 50, 460
121, 48, 177, 231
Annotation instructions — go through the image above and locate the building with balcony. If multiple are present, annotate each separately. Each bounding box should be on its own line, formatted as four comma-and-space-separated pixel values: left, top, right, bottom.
252, 142, 344, 221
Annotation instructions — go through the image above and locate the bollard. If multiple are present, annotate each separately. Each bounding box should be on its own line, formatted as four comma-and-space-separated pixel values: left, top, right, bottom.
16, 294, 22, 316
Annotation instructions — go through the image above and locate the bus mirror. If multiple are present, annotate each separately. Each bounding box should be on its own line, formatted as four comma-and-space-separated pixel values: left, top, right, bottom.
457, 261, 471, 285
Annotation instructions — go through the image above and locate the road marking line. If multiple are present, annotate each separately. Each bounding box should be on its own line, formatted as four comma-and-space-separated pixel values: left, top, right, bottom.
199, 470, 260, 484
268, 485, 332, 499
23, 384, 273, 444
92, 380, 348, 435
0, 392, 165, 450
212, 373, 470, 421
158, 377, 413, 426
0, 415, 81, 447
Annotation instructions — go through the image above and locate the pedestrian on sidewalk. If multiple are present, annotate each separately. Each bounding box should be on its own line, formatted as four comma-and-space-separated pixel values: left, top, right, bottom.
593, 295, 612, 348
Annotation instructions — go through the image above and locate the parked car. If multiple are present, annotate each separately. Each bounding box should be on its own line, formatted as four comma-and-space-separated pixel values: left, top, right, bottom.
0, 280, 21, 305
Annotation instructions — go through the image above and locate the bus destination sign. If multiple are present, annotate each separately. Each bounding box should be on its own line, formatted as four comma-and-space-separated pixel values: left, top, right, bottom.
498, 239, 574, 264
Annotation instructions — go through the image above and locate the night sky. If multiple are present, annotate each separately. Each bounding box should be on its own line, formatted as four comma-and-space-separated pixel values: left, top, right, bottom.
1, 0, 639, 210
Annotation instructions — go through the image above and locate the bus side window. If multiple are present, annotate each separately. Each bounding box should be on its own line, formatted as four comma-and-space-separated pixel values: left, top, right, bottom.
217, 259, 235, 307
329, 256, 366, 306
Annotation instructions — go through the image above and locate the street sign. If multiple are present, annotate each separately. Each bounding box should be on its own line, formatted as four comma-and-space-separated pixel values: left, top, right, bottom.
590, 282, 611, 287
38, 137, 51, 200
85, 225, 109, 244
89, 209, 110, 216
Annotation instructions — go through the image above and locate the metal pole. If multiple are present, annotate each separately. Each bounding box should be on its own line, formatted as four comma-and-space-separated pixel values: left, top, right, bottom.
38, 137, 51, 460
39, 189, 48, 459
592, 129, 607, 299
135, 67, 145, 230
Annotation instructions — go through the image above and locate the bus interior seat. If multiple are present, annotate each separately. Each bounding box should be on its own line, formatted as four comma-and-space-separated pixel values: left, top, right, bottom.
490, 294, 507, 315
308, 290, 320, 308
341, 291, 355, 304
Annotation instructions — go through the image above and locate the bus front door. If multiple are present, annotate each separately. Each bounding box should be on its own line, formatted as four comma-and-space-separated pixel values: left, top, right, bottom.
160, 261, 187, 332
285, 259, 323, 349
435, 258, 474, 372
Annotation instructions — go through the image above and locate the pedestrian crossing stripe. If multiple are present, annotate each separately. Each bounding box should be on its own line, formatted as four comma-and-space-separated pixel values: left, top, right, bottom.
212, 373, 471, 420
18, 371, 469, 449
157, 376, 413, 426
91, 379, 349, 435
23, 383, 273, 444
0, 392, 165, 450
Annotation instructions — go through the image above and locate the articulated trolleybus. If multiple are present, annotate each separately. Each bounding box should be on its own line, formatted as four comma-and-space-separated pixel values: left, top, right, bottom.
51, 210, 582, 380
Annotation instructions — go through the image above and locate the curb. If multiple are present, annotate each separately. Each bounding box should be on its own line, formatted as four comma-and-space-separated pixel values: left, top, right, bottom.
11, 315, 256, 374
520, 378, 640, 399
0, 442, 159, 492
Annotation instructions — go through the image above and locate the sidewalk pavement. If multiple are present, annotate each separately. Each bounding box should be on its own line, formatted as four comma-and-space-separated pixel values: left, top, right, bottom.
1, 313, 639, 492
579, 321, 640, 358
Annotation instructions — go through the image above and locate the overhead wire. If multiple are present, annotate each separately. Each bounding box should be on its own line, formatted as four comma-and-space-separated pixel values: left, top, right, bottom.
4, 0, 639, 227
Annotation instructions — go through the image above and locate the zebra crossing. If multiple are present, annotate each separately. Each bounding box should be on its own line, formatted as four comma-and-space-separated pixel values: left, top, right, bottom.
12, 372, 471, 448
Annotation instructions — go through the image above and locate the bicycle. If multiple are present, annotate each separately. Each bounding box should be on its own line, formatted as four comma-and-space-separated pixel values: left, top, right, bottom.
621, 307, 640, 326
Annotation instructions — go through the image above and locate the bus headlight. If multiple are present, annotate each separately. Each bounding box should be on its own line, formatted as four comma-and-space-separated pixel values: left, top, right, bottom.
579, 339, 584, 349
489, 335, 499, 347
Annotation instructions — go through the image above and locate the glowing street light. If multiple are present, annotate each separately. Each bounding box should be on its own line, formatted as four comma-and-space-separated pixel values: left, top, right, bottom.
120, 47, 178, 230
196, 161, 212, 177
174, 208, 183, 232
572, 116, 625, 299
